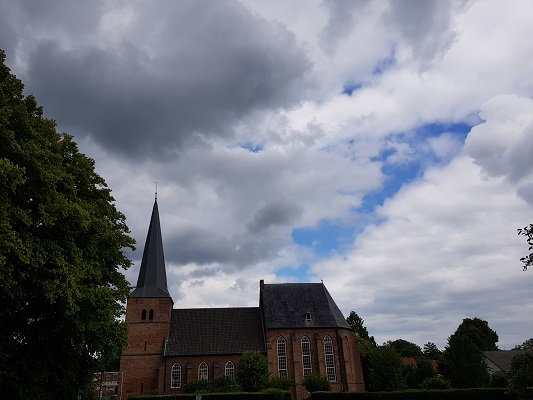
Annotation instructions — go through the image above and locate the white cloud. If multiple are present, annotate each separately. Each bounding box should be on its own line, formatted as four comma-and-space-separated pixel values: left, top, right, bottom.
2, 0, 533, 349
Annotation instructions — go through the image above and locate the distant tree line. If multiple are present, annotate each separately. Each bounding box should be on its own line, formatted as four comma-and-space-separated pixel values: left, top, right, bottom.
347, 312, 533, 397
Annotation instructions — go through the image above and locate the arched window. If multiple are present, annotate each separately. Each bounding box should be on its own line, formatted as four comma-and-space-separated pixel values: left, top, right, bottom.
149, 309, 154, 320
225, 361, 235, 378
301, 336, 312, 377
323, 335, 336, 381
141, 309, 146, 320
198, 362, 208, 380
277, 336, 288, 378
171, 363, 181, 388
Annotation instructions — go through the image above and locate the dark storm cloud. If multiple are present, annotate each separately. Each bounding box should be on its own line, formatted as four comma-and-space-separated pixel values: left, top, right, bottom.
20, 1, 312, 158
246, 200, 303, 234
164, 225, 287, 270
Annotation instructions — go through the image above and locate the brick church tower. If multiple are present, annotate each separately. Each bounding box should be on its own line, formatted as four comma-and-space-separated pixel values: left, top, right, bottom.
119, 198, 173, 399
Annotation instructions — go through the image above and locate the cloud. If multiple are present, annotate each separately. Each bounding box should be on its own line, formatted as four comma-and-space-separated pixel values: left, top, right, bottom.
313, 156, 531, 348
14, 1, 312, 159
2, 0, 533, 350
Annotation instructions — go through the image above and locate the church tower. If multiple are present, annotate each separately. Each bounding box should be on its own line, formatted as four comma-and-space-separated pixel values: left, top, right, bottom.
119, 198, 173, 399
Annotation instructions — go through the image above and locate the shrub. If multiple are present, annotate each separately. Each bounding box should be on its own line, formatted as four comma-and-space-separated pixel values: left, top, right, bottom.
183, 378, 209, 393
261, 388, 292, 400
490, 372, 509, 388
303, 374, 331, 392
208, 375, 242, 393
236, 352, 269, 392
419, 376, 451, 390
268, 376, 294, 390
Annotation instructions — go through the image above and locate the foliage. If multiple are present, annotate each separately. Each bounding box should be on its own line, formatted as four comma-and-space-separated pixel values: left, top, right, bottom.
347, 311, 376, 390
403, 357, 436, 389
184, 379, 209, 393
347, 311, 377, 346
267, 376, 293, 390
260, 388, 292, 400
385, 339, 423, 358
514, 338, 533, 350
440, 329, 490, 388
518, 224, 533, 271
490, 372, 510, 388
368, 345, 406, 392
208, 375, 242, 393
453, 318, 499, 351
302, 373, 331, 392
508, 352, 533, 399
423, 342, 441, 360
307, 387, 515, 400
129, 392, 291, 400
236, 352, 268, 392
419, 376, 452, 390
0, 49, 135, 399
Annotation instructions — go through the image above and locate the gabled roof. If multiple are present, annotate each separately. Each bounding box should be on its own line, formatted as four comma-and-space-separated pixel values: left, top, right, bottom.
483, 350, 532, 373
165, 308, 265, 356
130, 200, 171, 298
260, 282, 351, 329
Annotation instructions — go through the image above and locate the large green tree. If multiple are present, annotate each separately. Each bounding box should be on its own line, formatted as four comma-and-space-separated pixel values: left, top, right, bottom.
422, 342, 441, 360
439, 318, 497, 388
368, 345, 405, 392
0, 50, 135, 399
346, 311, 376, 390
518, 224, 533, 271
508, 352, 533, 399
385, 339, 423, 358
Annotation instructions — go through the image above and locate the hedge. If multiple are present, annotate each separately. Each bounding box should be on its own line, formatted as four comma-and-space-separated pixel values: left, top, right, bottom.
310, 388, 518, 400
129, 390, 291, 400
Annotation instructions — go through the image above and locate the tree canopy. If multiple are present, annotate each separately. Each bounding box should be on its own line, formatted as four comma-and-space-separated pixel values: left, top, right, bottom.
518, 224, 533, 271
385, 339, 423, 358
439, 318, 497, 388
368, 345, 405, 392
422, 342, 441, 360
0, 49, 135, 399
514, 338, 533, 350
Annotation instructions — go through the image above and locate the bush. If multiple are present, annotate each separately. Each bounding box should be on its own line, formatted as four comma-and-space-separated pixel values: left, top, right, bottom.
236, 352, 269, 392
267, 376, 294, 390
261, 388, 292, 400
490, 372, 510, 388
420, 376, 452, 390
208, 375, 242, 393
183, 378, 209, 393
308, 387, 516, 400
303, 374, 331, 392
419, 376, 451, 390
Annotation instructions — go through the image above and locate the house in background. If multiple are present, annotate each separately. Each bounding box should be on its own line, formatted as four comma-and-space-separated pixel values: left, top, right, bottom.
118, 199, 365, 400
483, 350, 532, 374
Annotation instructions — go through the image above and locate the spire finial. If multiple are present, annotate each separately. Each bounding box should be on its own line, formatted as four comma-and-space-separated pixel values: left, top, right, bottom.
155, 181, 158, 200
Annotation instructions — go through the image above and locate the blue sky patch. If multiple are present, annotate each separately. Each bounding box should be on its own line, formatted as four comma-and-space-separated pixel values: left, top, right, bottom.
342, 82, 362, 96
292, 220, 357, 256
239, 143, 264, 153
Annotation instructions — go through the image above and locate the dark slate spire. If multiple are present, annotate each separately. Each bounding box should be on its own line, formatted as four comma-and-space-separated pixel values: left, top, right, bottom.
130, 199, 171, 298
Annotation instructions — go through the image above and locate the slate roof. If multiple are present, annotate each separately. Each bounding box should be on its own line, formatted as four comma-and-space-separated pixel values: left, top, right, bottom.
130, 200, 171, 298
165, 307, 266, 356
483, 350, 532, 373
260, 282, 351, 329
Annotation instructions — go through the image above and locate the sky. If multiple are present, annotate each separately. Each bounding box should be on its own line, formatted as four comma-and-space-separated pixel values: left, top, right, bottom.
1, 0, 533, 351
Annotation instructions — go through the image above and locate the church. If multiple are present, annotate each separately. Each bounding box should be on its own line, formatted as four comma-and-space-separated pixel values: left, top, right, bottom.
118, 199, 365, 399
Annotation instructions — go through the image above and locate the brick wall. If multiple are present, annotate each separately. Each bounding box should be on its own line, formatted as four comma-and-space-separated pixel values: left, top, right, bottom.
265, 328, 365, 399
119, 297, 173, 400
161, 354, 245, 394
